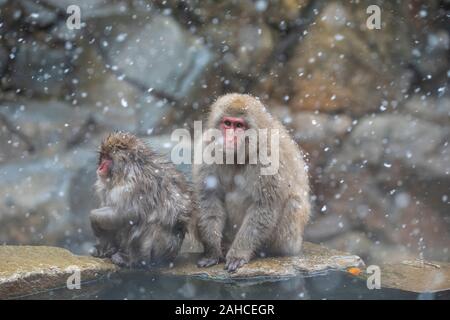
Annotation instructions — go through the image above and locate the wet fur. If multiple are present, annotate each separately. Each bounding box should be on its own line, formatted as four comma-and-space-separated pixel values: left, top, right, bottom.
91, 132, 196, 268
194, 94, 311, 272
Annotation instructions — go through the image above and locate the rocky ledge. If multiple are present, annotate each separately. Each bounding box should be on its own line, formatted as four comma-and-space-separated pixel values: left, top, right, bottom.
1, 242, 449, 299
161, 242, 364, 281
1, 242, 362, 298
372, 260, 450, 293
0, 246, 117, 299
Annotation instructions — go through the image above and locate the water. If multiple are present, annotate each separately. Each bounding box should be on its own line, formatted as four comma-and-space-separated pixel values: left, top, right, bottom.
24, 271, 450, 300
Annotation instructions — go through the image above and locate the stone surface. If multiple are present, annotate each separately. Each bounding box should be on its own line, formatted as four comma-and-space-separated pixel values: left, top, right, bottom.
69, 11, 214, 135
106, 15, 212, 99
313, 113, 450, 262
0, 246, 117, 299
10, 41, 70, 97
161, 242, 364, 281
205, 18, 274, 78
0, 100, 90, 162
0, 148, 98, 252
0, 44, 7, 76
330, 114, 450, 178
270, 2, 413, 115
323, 231, 418, 264
264, 0, 310, 24
20, 0, 58, 27
0, 242, 363, 298
42, 0, 129, 19
271, 106, 352, 169
314, 167, 450, 262
360, 259, 450, 293
405, 95, 450, 125
2, 244, 450, 298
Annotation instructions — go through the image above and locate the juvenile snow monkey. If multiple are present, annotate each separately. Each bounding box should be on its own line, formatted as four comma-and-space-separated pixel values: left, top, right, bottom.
194, 94, 311, 272
91, 132, 196, 267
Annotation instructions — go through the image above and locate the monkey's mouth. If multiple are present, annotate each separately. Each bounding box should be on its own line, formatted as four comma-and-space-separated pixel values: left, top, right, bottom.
97, 169, 109, 179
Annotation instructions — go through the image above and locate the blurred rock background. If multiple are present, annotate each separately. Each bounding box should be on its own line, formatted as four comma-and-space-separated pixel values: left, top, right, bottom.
0, 0, 448, 264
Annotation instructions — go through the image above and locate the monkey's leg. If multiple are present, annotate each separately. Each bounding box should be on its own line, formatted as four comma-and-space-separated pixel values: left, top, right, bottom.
197, 195, 226, 268
90, 207, 123, 230
270, 197, 308, 256
225, 204, 279, 272
111, 251, 130, 267
127, 226, 183, 268
90, 207, 121, 257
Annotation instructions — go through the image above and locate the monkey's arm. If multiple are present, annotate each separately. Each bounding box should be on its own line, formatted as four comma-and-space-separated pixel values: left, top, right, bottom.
197, 189, 226, 267
90, 206, 123, 231
225, 200, 280, 272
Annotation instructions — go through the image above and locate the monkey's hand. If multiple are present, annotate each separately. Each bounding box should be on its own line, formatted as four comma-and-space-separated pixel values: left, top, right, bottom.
92, 243, 117, 258
224, 250, 250, 273
111, 252, 130, 267
224, 201, 279, 272
197, 255, 222, 268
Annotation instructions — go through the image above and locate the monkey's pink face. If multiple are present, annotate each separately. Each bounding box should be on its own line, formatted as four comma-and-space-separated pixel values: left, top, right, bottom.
97, 156, 113, 179
220, 116, 248, 150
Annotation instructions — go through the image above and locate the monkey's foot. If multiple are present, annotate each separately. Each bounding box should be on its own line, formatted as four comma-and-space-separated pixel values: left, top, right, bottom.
92, 245, 117, 258
225, 257, 248, 273
197, 256, 221, 268
111, 252, 129, 267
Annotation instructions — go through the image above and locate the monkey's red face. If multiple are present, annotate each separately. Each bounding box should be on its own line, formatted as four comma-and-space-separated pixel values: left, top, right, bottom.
220, 116, 247, 149
97, 156, 113, 179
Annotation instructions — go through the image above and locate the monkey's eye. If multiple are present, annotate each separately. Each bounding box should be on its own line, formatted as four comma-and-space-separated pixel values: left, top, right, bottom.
224, 120, 231, 127
236, 122, 243, 128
